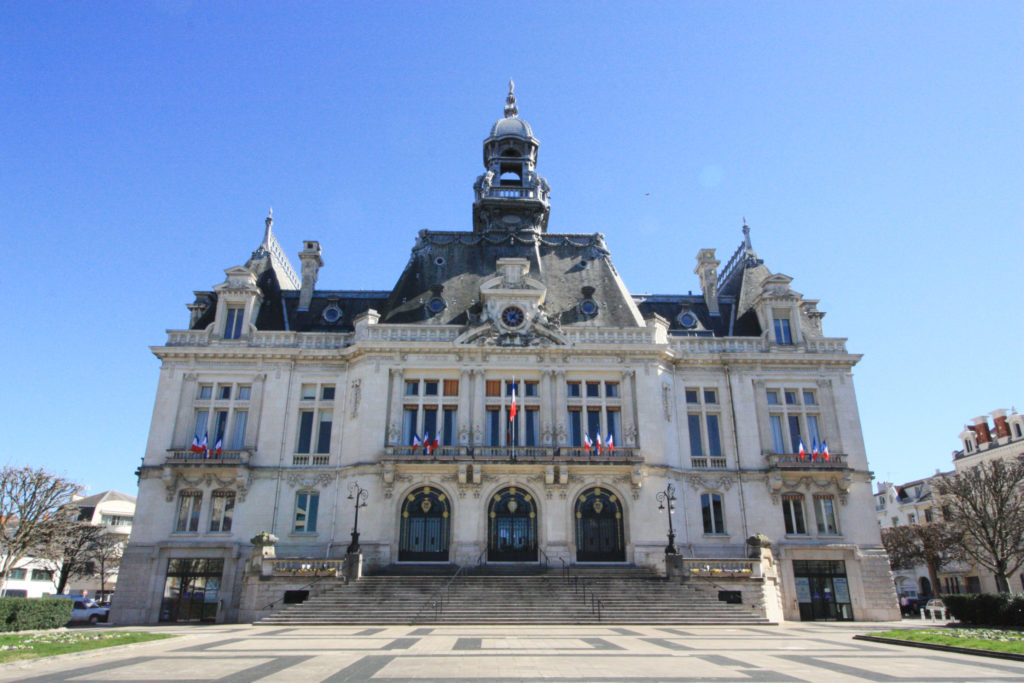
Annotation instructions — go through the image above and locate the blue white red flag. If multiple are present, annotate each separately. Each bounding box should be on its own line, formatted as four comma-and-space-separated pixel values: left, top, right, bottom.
584, 433, 592, 452
811, 438, 819, 461
797, 439, 806, 459
821, 440, 830, 461
214, 435, 223, 457
595, 431, 603, 454
606, 433, 614, 452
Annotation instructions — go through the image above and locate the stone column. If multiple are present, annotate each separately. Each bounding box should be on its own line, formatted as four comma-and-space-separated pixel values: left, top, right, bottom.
540, 369, 554, 445
458, 369, 473, 445
248, 372, 268, 451
472, 369, 486, 445
172, 372, 197, 450
387, 369, 404, 446
554, 370, 568, 445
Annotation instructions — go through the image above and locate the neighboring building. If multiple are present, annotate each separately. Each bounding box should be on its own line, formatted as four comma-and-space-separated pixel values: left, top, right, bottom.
0, 490, 135, 600
67, 490, 136, 600
114, 85, 899, 625
875, 476, 944, 599
950, 409, 1024, 594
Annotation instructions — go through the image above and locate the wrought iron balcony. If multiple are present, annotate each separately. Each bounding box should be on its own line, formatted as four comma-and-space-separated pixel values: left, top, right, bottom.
384, 445, 639, 463
165, 450, 250, 466
764, 452, 846, 469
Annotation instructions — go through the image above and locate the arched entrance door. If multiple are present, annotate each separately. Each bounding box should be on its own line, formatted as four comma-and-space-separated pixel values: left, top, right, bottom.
575, 487, 625, 562
488, 486, 538, 562
398, 486, 450, 562
919, 576, 932, 597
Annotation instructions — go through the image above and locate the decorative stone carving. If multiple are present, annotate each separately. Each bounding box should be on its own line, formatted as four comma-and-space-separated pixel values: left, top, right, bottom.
662, 384, 672, 421
350, 379, 361, 417
285, 472, 338, 489
624, 423, 638, 447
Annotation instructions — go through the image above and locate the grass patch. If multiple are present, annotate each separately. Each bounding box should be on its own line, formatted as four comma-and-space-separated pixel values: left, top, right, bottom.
871, 628, 1024, 655
0, 630, 175, 663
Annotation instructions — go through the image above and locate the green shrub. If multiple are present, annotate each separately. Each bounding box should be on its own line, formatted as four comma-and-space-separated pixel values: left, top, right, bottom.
0, 598, 72, 632
942, 593, 1024, 627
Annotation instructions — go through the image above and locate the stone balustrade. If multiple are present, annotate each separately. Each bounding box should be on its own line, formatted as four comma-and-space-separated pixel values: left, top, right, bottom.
680, 558, 761, 579
165, 450, 250, 465
384, 445, 640, 463
764, 452, 847, 469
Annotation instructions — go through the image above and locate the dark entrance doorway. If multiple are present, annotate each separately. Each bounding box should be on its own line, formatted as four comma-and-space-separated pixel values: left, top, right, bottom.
160, 558, 224, 622
399, 486, 451, 562
575, 487, 625, 562
793, 559, 854, 621
488, 486, 538, 562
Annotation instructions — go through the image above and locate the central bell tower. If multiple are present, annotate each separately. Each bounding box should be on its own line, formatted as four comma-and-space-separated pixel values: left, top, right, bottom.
472, 81, 551, 234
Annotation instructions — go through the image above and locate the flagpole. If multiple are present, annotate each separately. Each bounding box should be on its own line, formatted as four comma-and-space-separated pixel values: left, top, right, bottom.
511, 376, 516, 463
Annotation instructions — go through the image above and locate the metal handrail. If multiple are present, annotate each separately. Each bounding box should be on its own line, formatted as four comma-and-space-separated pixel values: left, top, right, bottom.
559, 558, 605, 622
410, 550, 486, 625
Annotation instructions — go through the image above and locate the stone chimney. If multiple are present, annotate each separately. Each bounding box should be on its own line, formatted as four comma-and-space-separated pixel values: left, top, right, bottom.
972, 416, 992, 445
298, 241, 323, 311
694, 249, 720, 316
992, 409, 1010, 439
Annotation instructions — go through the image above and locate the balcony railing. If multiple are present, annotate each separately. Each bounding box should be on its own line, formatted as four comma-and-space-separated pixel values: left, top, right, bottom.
165, 450, 249, 465
691, 457, 729, 470
384, 445, 640, 463
477, 185, 550, 202
765, 452, 846, 469
266, 559, 344, 578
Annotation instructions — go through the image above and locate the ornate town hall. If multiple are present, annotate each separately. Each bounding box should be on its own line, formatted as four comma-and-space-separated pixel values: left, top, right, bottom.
114, 85, 899, 624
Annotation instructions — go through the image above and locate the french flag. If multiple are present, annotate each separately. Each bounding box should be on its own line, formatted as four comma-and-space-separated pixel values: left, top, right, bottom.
213, 435, 223, 457
509, 382, 518, 421
422, 432, 431, 454
811, 438, 819, 461
431, 434, 439, 454
821, 440, 830, 461
595, 431, 603, 455
606, 433, 614, 453
583, 433, 593, 453
412, 434, 421, 451
190, 433, 204, 454
797, 439, 806, 460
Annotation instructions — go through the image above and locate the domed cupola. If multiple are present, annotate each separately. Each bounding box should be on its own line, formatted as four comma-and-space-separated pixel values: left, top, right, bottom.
473, 80, 550, 234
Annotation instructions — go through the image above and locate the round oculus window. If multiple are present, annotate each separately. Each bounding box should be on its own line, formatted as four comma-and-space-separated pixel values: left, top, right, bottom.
500, 306, 526, 328
426, 297, 447, 314
679, 312, 697, 329
579, 299, 599, 317
322, 305, 342, 324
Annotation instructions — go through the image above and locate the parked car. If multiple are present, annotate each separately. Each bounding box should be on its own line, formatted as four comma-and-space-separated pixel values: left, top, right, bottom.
51, 596, 110, 624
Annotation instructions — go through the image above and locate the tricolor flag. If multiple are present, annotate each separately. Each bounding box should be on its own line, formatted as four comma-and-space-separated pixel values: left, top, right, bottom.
595, 431, 603, 455
213, 435, 223, 457
583, 433, 593, 453
821, 440, 830, 461
509, 382, 518, 421
191, 433, 204, 454
423, 432, 431, 454
412, 433, 421, 451
431, 434, 440, 453
811, 438, 819, 461
606, 433, 614, 453
797, 439, 806, 460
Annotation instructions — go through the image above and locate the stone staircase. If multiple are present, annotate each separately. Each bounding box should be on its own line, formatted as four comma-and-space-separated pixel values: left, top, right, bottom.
256, 566, 774, 625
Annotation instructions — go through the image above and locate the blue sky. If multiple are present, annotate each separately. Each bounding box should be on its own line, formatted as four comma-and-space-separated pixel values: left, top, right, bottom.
2, 1, 1021, 496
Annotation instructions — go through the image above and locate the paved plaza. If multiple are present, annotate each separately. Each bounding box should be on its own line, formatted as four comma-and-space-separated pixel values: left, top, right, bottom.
1, 622, 1022, 682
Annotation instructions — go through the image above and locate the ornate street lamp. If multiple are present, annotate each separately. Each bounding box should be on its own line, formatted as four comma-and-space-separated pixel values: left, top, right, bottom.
346, 481, 368, 554
656, 483, 678, 554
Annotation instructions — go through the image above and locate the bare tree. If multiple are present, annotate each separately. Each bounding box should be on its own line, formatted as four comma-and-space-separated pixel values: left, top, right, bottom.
0, 467, 81, 589
43, 521, 105, 595
92, 531, 124, 600
935, 457, 1024, 593
881, 522, 960, 595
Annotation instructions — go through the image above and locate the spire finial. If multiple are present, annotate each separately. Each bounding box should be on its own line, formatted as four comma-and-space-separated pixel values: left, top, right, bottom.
263, 208, 274, 246
504, 79, 518, 118
742, 218, 751, 250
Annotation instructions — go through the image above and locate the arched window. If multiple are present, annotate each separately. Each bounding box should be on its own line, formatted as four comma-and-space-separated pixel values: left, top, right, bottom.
700, 492, 725, 535
399, 486, 451, 562
574, 487, 625, 562
488, 486, 537, 562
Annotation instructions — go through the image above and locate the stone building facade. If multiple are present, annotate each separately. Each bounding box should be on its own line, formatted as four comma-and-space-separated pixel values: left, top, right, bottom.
113, 85, 899, 624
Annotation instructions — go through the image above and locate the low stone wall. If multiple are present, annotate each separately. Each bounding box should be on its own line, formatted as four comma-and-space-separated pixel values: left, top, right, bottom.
238, 575, 345, 624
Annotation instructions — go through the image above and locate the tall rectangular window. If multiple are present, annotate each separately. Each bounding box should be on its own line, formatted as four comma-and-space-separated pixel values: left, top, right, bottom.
294, 491, 319, 533
443, 379, 459, 396
814, 495, 839, 535
586, 408, 601, 441
422, 407, 438, 443
403, 407, 417, 445
773, 315, 792, 344
297, 411, 314, 453
568, 409, 582, 447
174, 491, 202, 533
525, 408, 539, 447
194, 410, 209, 441
788, 415, 802, 453
231, 411, 247, 450
688, 414, 703, 456
442, 408, 457, 446
606, 410, 620, 444
706, 415, 721, 457
315, 411, 333, 454
701, 493, 725, 534
486, 408, 500, 446
224, 307, 244, 339
782, 495, 807, 535
806, 415, 820, 445
213, 410, 228, 445
769, 416, 785, 454
209, 491, 235, 532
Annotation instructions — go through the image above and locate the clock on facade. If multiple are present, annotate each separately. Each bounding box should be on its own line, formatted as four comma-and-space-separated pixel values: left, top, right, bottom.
500, 305, 525, 328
